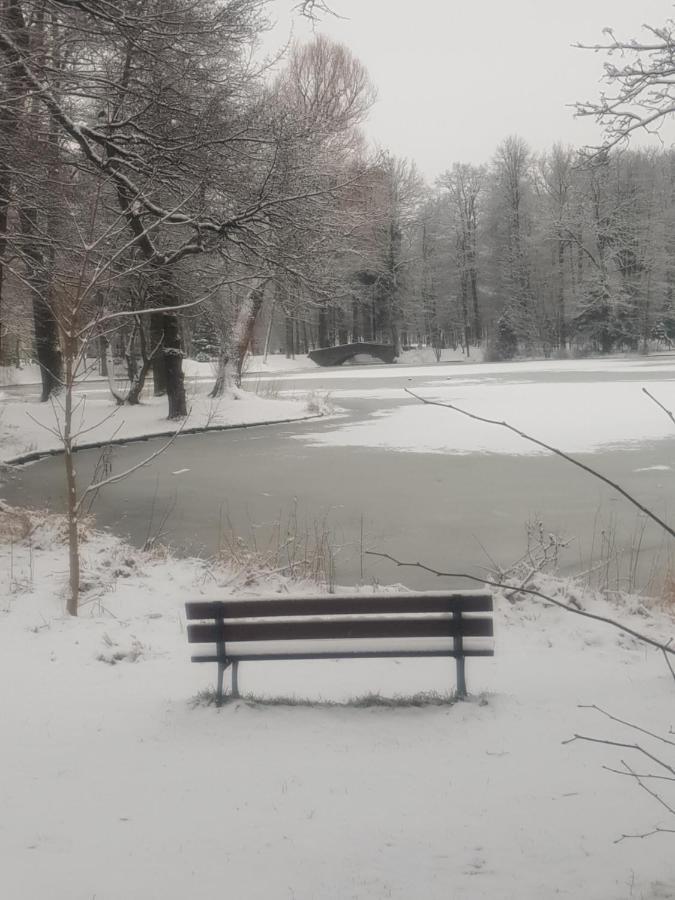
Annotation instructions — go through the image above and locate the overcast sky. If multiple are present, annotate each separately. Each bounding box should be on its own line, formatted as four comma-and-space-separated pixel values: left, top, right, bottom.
262, 0, 675, 181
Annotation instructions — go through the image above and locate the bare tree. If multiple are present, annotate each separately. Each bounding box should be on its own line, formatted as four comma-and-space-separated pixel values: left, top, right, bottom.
438, 163, 486, 350
576, 16, 675, 152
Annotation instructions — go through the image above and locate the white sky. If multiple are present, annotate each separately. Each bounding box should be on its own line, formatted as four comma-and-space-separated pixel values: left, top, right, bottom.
263, 0, 675, 181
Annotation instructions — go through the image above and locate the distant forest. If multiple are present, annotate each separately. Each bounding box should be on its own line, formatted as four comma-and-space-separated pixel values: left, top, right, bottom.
1, 1, 674, 415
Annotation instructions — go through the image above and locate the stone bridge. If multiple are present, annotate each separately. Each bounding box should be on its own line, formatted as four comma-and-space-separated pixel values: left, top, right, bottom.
308, 342, 397, 367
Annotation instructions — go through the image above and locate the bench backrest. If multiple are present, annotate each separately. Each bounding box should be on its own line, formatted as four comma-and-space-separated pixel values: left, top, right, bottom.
185, 591, 494, 648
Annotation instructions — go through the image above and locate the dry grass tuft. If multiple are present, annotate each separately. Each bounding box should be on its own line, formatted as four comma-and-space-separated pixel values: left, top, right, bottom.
656, 571, 675, 616
0, 502, 32, 541
190, 688, 462, 709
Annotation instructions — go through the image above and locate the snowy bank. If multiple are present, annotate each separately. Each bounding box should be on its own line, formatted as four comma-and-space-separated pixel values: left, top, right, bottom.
0, 374, 322, 464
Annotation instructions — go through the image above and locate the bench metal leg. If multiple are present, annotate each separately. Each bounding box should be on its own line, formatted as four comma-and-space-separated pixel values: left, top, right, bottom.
216, 661, 226, 707
231, 661, 240, 699
453, 610, 467, 699
455, 656, 467, 700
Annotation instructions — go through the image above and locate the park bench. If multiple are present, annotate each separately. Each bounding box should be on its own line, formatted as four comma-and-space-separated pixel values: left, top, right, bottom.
186, 591, 494, 705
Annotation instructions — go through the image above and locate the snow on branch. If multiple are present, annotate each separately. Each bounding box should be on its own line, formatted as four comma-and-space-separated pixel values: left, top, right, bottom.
575, 17, 675, 152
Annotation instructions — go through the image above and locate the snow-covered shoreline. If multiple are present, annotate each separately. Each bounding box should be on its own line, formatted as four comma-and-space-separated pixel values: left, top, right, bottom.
0, 358, 328, 464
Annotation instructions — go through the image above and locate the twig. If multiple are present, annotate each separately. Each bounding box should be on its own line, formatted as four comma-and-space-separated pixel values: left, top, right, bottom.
404, 388, 675, 541
615, 827, 675, 843
642, 388, 675, 427
663, 645, 675, 685
75, 414, 190, 512
622, 759, 675, 816
365, 550, 675, 658
603, 766, 675, 782
577, 704, 675, 748
561, 735, 675, 777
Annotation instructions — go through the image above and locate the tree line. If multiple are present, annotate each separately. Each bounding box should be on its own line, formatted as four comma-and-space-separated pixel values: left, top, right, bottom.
2, 1, 675, 420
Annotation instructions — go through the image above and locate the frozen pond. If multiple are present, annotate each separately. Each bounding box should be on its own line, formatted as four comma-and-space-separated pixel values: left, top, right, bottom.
3, 357, 675, 591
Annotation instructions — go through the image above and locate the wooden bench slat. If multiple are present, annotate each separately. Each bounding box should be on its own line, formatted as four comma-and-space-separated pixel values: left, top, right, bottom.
185, 592, 493, 620
187, 616, 493, 644
191, 648, 495, 663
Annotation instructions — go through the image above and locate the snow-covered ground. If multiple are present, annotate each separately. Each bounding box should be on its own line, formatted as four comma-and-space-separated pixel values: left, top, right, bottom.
1, 503, 673, 899
2, 353, 675, 898
0, 363, 321, 463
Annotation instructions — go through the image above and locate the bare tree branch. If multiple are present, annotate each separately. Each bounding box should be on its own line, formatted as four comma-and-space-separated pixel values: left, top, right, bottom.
365, 550, 675, 658
643, 388, 675, 427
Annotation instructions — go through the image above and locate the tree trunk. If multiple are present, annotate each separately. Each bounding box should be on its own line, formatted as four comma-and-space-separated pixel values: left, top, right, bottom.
0, 0, 30, 366
263, 296, 276, 362
32, 292, 63, 400
351, 296, 360, 342
62, 345, 79, 615
19, 207, 62, 400
460, 269, 470, 355
336, 307, 348, 345
209, 347, 230, 398
318, 305, 329, 347
0, 223, 7, 367
233, 281, 267, 385
469, 266, 481, 342
285, 314, 295, 358
163, 313, 186, 419
150, 311, 166, 396
99, 336, 108, 377
557, 236, 566, 348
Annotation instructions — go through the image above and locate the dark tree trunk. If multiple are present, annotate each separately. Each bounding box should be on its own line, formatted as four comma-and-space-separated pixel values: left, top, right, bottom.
351, 296, 360, 342
336, 307, 348, 346
0, 0, 28, 366
127, 321, 159, 405
19, 207, 62, 400
318, 305, 329, 347
32, 293, 62, 399
460, 270, 471, 354
99, 336, 108, 377
147, 271, 186, 418
390, 320, 401, 357
0, 228, 7, 366
285, 314, 295, 358
163, 312, 186, 419
556, 238, 566, 349
150, 311, 166, 396
469, 266, 481, 341
363, 298, 374, 342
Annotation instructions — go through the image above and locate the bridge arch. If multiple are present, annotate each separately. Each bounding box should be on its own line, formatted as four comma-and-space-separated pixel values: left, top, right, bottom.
308, 342, 397, 367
